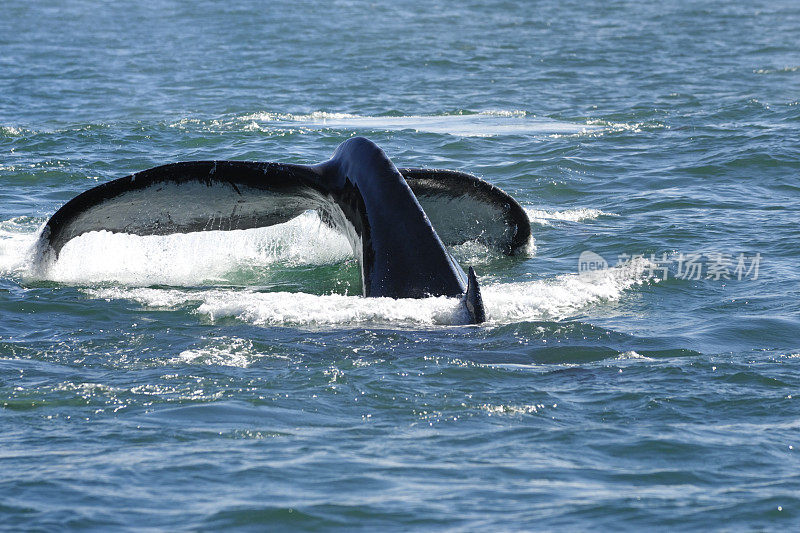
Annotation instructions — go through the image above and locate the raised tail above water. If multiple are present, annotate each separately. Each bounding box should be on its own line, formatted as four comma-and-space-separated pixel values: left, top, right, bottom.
38, 137, 530, 324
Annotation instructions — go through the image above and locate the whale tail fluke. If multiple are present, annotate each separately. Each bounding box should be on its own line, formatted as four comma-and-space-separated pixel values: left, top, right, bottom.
38, 138, 528, 324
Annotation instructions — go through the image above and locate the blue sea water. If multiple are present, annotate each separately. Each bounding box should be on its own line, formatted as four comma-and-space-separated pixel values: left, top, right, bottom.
1, 0, 800, 529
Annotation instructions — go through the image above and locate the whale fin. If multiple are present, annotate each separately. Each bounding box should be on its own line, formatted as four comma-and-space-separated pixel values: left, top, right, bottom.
399, 169, 530, 254
463, 266, 486, 324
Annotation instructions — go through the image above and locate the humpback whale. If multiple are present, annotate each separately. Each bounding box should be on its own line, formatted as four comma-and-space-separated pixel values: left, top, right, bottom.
39, 137, 530, 323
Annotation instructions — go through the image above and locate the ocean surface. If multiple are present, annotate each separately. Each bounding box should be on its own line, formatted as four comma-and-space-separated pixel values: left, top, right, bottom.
2, 0, 799, 530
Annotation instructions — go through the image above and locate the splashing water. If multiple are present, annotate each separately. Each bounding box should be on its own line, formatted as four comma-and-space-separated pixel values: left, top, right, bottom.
0, 203, 643, 328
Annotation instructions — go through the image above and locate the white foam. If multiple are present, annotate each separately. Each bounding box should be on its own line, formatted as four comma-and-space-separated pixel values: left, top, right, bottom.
481, 257, 649, 323
615, 351, 654, 361
84, 287, 470, 327
81, 258, 649, 328
236, 111, 600, 137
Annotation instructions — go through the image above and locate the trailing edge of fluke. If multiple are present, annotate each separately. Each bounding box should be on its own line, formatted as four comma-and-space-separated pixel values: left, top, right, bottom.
38, 137, 530, 324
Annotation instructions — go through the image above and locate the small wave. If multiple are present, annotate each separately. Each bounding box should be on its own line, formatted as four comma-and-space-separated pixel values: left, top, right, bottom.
239, 110, 529, 122
235, 111, 600, 138
163, 111, 651, 138
615, 350, 655, 361
478, 402, 552, 416
552, 119, 667, 139
754, 66, 799, 74
172, 337, 284, 368
525, 207, 616, 225
0, 126, 25, 137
